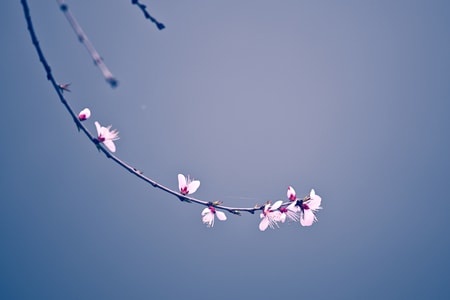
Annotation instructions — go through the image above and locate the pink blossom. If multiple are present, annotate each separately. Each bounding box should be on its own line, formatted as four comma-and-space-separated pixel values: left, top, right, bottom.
279, 205, 299, 223
78, 108, 91, 121
259, 200, 283, 231
94, 121, 119, 152
201, 205, 227, 227
287, 187, 322, 226
299, 189, 322, 226
287, 186, 297, 201
178, 174, 200, 195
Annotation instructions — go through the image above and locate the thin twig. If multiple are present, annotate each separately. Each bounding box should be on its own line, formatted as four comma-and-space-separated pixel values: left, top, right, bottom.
20, 0, 271, 216
131, 0, 165, 30
56, 0, 118, 88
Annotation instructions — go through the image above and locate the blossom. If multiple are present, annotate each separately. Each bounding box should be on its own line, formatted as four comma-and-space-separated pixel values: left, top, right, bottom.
94, 121, 119, 152
287, 186, 297, 201
299, 189, 322, 226
259, 200, 283, 231
279, 205, 300, 223
201, 205, 227, 227
287, 187, 322, 226
178, 174, 200, 195
78, 108, 91, 121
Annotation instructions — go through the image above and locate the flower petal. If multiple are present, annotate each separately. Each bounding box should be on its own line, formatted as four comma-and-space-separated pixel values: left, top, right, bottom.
287, 186, 296, 200
308, 189, 322, 210
187, 180, 200, 194
95, 121, 101, 136
216, 211, 227, 221
259, 217, 270, 231
103, 140, 116, 152
201, 207, 210, 216
271, 200, 283, 211
287, 201, 299, 212
178, 174, 186, 191
202, 212, 214, 227
300, 209, 316, 226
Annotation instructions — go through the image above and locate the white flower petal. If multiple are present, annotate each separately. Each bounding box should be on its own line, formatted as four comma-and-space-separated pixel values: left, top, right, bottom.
178, 174, 186, 191
308, 189, 322, 210
187, 180, 200, 194
216, 211, 227, 221
103, 140, 116, 152
300, 209, 316, 226
259, 217, 270, 231
287, 186, 296, 200
202, 212, 214, 227
95, 121, 101, 136
201, 207, 210, 216
271, 200, 283, 211
271, 210, 282, 222
287, 201, 299, 212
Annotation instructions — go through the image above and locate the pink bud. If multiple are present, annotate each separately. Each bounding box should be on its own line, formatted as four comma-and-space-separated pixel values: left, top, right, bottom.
78, 108, 91, 121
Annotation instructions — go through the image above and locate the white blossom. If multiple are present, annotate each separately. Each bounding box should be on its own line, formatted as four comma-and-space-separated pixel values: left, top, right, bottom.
201, 206, 227, 227
94, 121, 119, 152
178, 174, 200, 195
259, 200, 283, 231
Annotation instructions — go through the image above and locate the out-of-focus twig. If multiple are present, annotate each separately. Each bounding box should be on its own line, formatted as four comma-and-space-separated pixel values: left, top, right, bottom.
56, 0, 119, 88
131, 0, 165, 30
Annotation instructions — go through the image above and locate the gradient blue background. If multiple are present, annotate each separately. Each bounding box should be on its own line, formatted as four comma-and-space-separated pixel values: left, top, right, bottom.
2, 1, 450, 299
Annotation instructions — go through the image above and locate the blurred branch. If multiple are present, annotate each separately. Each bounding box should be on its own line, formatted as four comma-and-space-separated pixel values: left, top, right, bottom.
56, 0, 118, 88
131, 0, 165, 30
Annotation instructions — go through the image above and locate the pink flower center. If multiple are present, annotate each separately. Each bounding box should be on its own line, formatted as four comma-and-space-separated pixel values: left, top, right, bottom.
301, 203, 310, 210
97, 135, 105, 142
78, 114, 86, 121
180, 186, 188, 195
279, 207, 287, 213
209, 206, 216, 214
288, 194, 296, 201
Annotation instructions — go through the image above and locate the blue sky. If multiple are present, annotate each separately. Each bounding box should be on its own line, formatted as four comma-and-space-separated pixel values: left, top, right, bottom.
1, 1, 450, 299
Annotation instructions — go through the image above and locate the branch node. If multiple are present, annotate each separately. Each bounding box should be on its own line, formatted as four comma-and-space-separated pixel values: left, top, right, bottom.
59, 4, 68, 11
178, 196, 192, 203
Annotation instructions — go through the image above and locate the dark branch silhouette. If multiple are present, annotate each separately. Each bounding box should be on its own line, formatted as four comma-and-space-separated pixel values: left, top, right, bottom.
131, 0, 166, 30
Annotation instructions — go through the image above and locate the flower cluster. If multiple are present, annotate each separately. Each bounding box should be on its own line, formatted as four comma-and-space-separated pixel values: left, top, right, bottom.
286, 186, 322, 227
177, 174, 322, 230
258, 187, 322, 231
77, 108, 120, 153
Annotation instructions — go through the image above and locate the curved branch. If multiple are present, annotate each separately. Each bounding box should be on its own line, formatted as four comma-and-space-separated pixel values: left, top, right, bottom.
20, 0, 267, 216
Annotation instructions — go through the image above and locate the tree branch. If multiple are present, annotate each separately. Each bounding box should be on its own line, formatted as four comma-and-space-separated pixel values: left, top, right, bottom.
21, 0, 321, 230
131, 0, 165, 30
56, 0, 118, 88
